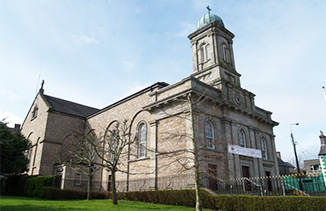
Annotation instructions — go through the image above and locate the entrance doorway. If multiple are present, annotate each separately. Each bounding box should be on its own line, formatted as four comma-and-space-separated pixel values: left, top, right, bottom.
265, 171, 272, 191
242, 166, 251, 191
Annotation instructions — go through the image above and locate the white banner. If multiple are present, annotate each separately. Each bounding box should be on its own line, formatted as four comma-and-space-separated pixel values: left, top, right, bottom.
228, 144, 262, 158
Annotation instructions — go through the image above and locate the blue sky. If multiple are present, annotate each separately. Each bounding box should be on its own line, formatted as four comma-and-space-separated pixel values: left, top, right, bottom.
1, 0, 325, 164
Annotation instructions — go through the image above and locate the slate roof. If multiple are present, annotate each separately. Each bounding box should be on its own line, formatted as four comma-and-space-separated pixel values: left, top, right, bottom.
277, 157, 295, 168
43, 95, 100, 118
88, 82, 169, 118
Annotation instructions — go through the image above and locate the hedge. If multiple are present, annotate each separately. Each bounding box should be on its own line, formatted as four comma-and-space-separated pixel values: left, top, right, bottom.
1, 175, 54, 197
0, 175, 29, 196
24, 176, 54, 197
42, 188, 326, 211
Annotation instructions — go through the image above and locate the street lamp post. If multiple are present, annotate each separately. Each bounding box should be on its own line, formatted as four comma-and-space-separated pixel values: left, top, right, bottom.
290, 123, 303, 190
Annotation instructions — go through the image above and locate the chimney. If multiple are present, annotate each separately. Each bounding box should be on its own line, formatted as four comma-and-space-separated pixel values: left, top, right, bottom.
14, 124, 21, 132
319, 131, 326, 156
276, 151, 281, 159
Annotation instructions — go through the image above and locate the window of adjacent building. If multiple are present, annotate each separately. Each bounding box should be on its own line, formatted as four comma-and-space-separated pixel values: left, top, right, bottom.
31, 106, 38, 120
205, 121, 215, 149
138, 122, 147, 158
74, 173, 82, 186
310, 165, 321, 171
261, 137, 268, 159
199, 43, 208, 63
238, 129, 246, 147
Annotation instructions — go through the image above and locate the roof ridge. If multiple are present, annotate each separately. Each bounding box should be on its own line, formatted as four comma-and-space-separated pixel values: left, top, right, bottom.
43, 94, 99, 110
43, 94, 100, 118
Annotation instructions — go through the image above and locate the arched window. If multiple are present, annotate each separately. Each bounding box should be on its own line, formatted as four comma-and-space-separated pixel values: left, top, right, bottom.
223, 44, 229, 62
27, 147, 33, 160
138, 122, 147, 158
109, 129, 118, 160
205, 121, 215, 149
238, 129, 246, 147
261, 137, 268, 159
199, 43, 208, 63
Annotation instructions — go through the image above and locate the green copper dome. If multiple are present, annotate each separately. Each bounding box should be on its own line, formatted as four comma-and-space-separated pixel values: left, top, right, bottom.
196, 8, 224, 29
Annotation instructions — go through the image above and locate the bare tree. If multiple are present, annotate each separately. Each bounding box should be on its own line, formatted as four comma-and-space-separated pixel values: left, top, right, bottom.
61, 129, 101, 200
148, 91, 214, 211
288, 155, 304, 173
93, 119, 136, 205
188, 93, 203, 211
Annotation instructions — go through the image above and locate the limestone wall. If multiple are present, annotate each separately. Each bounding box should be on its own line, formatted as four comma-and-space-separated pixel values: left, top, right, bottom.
40, 111, 85, 175
21, 93, 49, 175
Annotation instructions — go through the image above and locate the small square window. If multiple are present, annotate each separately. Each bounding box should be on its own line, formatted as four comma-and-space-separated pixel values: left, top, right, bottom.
74, 173, 82, 186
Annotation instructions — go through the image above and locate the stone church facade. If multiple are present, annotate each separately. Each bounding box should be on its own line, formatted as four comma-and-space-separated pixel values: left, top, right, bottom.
21, 11, 279, 192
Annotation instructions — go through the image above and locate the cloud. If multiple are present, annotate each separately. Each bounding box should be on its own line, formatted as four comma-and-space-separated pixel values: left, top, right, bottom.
0, 112, 23, 127
71, 35, 99, 45
134, 5, 148, 14
122, 81, 152, 98
95, 26, 107, 36
191, 0, 212, 13
122, 59, 136, 73
175, 22, 194, 37
0, 89, 22, 102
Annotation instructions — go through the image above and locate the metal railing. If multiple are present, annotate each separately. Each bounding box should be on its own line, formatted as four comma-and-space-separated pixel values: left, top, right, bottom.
57, 173, 325, 196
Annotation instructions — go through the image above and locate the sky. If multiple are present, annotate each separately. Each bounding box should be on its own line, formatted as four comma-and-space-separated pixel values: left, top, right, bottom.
0, 0, 325, 164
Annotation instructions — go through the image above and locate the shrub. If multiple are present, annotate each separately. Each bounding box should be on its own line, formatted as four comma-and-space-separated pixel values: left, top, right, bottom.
116, 189, 196, 206
41, 188, 326, 211
1, 174, 29, 196
43, 187, 86, 200
118, 189, 326, 211
24, 176, 54, 197
1, 175, 53, 197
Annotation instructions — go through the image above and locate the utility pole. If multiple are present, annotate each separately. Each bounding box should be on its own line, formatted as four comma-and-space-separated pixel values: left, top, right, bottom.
322, 86, 326, 103
290, 123, 303, 190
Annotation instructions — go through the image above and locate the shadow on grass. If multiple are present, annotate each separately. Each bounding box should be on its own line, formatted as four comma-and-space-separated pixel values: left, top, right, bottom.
0, 205, 87, 211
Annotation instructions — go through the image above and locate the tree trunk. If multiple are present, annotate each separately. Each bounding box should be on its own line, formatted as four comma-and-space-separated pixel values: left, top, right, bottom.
188, 94, 202, 211
87, 167, 92, 200
112, 170, 118, 205
194, 158, 202, 211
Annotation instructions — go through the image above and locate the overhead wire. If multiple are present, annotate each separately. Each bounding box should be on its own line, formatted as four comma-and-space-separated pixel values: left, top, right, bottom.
296, 143, 317, 158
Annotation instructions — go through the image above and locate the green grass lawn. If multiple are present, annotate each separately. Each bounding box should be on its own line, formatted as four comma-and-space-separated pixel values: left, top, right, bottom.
0, 196, 215, 211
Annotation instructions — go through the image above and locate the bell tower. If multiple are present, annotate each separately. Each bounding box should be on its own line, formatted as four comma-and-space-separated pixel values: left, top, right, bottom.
188, 7, 241, 89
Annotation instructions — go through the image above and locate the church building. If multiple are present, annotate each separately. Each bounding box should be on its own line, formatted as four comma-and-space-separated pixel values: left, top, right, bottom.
21, 9, 279, 192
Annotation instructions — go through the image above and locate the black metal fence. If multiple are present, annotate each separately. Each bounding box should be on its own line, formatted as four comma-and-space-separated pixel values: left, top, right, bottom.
59, 173, 326, 197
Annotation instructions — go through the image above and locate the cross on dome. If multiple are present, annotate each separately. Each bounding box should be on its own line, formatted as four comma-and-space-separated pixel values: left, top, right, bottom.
206, 5, 211, 14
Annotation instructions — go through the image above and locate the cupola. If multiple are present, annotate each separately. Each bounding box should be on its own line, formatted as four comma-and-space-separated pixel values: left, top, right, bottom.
196, 6, 224, 29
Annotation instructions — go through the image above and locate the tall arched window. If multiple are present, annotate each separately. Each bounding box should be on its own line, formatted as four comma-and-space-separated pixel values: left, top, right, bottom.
238, 129, 246, 147
205, 121, 214, 149
261, 137, 268, 159
27, 147, 33, 160
223, 44, 230, 62
199, 43, 208, 63
138, 123, 147, 158
109, 129, 118, 160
